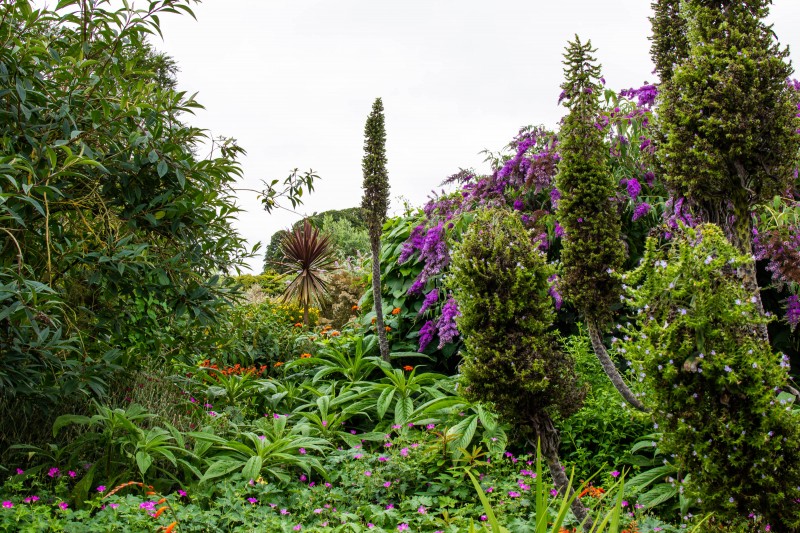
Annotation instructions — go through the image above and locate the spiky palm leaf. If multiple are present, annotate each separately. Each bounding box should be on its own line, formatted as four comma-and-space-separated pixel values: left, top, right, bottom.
278, 220, 336, 325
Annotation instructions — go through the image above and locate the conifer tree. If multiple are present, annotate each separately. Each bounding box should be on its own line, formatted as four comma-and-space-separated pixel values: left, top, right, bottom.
361, 98, 391, 361
656, 0, 800, 340
450, 209, 593, 531
649, 0, 688, 82
556, 37, 647, 412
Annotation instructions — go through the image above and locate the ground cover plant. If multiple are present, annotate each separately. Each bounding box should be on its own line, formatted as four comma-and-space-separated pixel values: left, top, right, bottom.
2, 0, 800, 531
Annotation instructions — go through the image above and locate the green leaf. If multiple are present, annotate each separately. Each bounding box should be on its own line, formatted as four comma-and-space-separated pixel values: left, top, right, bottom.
242, 455, 263, 481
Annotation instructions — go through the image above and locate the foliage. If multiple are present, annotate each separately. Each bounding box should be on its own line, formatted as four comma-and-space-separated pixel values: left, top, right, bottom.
233, 272, 286, 299
260, 168, 319, 215
620, 224, 800, 530
656, 0, 800, 240
277, 220, 337, 325
558, 334, 650, 477
556, 37, 625, 326
0, 0, 314, 421
321, 213, 371, 261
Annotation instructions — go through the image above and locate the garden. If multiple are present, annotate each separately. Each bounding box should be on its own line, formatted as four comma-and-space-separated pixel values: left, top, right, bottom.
1, 1, 800, 532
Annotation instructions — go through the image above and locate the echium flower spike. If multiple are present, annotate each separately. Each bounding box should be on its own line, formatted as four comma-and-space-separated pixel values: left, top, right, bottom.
361, 97, 392, 361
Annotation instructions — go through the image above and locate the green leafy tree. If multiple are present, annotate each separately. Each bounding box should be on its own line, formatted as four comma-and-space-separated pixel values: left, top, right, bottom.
656, 0, 800, 340
450, 209, 593, 530
361, 98, 391, 361
555, 37, 646, 411
620, 225, 800, 530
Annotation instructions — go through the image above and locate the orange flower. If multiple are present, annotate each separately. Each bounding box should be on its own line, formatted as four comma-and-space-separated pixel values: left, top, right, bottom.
371, 317, 377, 324
352, 305, 359, 311
385, 326, 392, 332
403, 365, 414, 371
274, 361, 284, 367
154, 506, 168, 518
156, 498, 167, 505
294, 322, 302, 327
330, 331, 340, 337
391, 307, 401, 315
164, 522, 178, 533
300, 353, 312, 359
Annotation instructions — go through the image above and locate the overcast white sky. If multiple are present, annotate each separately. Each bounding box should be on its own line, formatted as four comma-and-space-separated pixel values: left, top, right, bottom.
155, 1, 800, 273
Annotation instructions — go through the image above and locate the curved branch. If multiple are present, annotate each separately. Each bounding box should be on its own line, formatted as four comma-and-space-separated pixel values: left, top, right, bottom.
587, 320, 650, 412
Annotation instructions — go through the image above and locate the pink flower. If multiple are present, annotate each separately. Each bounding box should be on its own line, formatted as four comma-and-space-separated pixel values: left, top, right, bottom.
300, 475, 307, 482
322, 421, 328, 427
367, 524, 375, 529
47, 467, 60, 478
2, 501, 13, 508
58, 502, 68, 510
426, 424, 435, 430
140, 501, 156, 510
299, 448, 306, 455
314, 508, 323, 514
364, 471, 372, 477
418, 505, 426, 514
480, 515, 488, 521
378, 456, 389, 462
610, 470, 620, 478
15, 469, 24, 475
96, 486, 106, 493
354, 453, 363, 459
384, 481, 391, 488
109, 503, 119, 509
177, 489, 187, 497
273, 414, 281, 419
400, 447, 409, 457
384, 442, 392, 448
550, 488, 558, 497
508, 491, 520, 498
293, 525, 302, 531
247, 497, 258, 504
386, 504, 394, 510
68, 471, 76, 478
280, 508, 289, 515
397, 524, 409, 531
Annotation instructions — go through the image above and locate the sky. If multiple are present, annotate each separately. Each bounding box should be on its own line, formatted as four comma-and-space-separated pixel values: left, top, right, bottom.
155, 0, 800, 273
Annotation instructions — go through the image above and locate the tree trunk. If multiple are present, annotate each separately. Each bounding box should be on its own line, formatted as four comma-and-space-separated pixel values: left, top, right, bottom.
303, 301, 309, 327
371, 238, 390, 361
587, 320, 649, 412
530, 414, 594, 532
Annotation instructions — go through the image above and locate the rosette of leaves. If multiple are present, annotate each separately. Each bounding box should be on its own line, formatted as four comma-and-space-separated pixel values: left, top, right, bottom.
449, 208, 593, 530
619, 224, 800, 530
277, 220, 336, 326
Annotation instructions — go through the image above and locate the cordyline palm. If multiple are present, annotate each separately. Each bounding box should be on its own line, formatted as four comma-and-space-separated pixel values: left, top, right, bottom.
277, 220, 336, 326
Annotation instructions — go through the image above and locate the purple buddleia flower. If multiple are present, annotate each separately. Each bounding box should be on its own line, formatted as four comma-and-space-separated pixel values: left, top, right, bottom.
554, 221, 564, 238
626, 178, 641, 200
436, 296, 461, 349
418, 320, 438, 352
643, 171, 655, 187
398, 225, 426, 264
419, 289, 439, 315
633, 203, 652, 221
512, 199, 524, 211
619, 84, 658, 108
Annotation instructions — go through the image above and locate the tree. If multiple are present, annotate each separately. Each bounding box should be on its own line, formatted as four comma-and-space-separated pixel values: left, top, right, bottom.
277, 220, 336, 326
361, 98, 391, 361
656, 0, 800, 339
450, 209, 592, 530
555, 37, 647, 411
